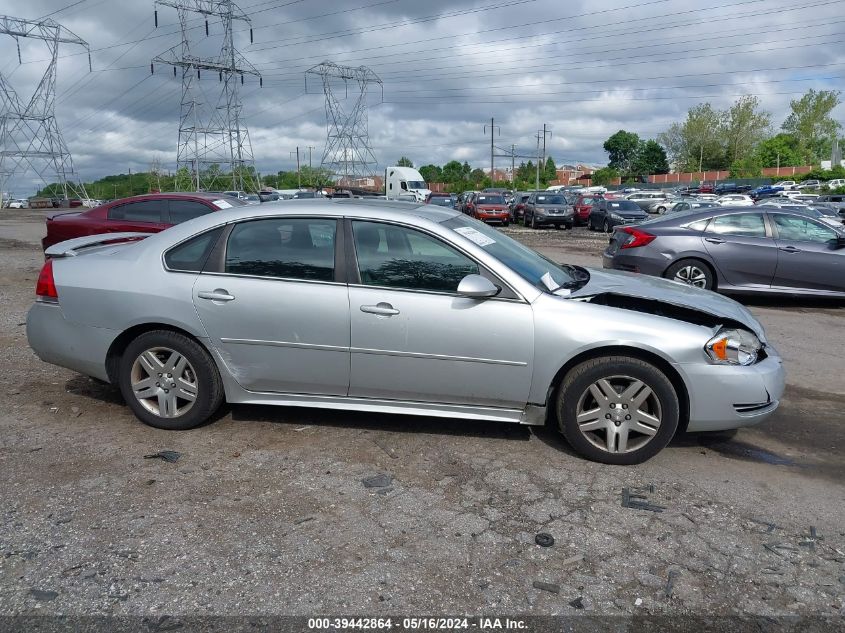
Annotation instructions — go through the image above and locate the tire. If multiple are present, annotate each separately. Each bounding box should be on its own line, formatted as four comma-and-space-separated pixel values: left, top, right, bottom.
587, 218, 594, 231
118, 330, 224, 431
503, 221, 510, 227
663, 258, 715, 290
602, 219, 611, 233
657, 206, 666, 214
530, 213, 538, 229
555, 356, 680, 465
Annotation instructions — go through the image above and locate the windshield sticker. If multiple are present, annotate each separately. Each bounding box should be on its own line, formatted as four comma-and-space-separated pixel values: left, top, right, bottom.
213, 199, 233, 209
454, 226, 496, 246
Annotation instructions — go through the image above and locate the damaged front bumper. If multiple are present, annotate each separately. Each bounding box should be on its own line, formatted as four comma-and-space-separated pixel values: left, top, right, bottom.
677, 344, 785, 432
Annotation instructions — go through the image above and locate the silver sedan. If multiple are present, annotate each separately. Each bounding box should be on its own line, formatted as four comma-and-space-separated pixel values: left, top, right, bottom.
27, 200, 785, 464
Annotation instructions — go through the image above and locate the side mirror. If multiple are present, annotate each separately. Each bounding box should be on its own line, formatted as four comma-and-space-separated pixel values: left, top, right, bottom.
457, 274, 500, 299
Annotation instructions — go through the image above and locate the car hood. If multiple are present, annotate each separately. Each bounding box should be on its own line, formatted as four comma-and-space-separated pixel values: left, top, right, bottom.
569, 268, 766, 340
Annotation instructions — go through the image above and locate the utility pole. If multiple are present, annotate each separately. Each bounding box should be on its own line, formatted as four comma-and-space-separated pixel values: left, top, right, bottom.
484, 117, 500, 186
128, 167, 133, 195
511, 144, 516, 184
306, 145, 314, 186
539, 124, 552, 187
290, 148, 301, 188
535, 132, 542, 191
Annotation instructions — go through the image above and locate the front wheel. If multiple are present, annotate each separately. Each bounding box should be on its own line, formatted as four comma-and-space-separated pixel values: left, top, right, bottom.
664, 258, 714, 290
118, 330, 224, 430
530, 213, 538, 229
603, 219, 611, 233
556, 356, 680, 464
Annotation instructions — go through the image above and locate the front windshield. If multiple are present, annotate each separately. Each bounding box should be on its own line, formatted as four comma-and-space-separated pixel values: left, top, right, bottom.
442, 215, 580, 292
534, 194, 566, 205
407, 181, 427, 189
476, 195, 506, 205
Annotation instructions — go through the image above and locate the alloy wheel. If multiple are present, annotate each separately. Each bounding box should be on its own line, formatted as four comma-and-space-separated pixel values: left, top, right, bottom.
673, 265, 708, 288
130, 346, 198, 418
574, 375, 662, 454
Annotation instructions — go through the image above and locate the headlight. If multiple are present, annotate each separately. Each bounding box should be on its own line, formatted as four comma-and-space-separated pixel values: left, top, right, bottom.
610, 213, 623, 221
536, 208, 547, 215
705, 328, 761, 366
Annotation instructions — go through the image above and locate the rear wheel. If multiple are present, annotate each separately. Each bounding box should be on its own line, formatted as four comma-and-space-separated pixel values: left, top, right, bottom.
664, 258, 715, 290
602, 219, 611, 233
556, 356, 679, 465
657, 206, 666, 214
118, 330, 224, 430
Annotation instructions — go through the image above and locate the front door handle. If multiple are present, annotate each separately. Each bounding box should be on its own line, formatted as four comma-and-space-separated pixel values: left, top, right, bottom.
198, 289, 235, 302
778, 245, 801, 253
704, 237, 725, 244
360, 302, 399, 316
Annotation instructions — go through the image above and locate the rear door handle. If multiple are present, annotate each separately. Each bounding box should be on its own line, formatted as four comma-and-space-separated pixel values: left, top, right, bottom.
704, 237, 725, 244
778, 246, 801, 253
198, 289, 235, 302
360, 302, 399, 316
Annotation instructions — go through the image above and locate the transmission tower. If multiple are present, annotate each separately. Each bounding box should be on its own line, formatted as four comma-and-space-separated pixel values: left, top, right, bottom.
0, 15, 91, 203
152, 0, 262, 192
305, 61, 382, 184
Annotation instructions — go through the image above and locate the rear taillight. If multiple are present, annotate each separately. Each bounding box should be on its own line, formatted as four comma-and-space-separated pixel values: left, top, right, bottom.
618, 226, 656, 249
36, 259, 58, 300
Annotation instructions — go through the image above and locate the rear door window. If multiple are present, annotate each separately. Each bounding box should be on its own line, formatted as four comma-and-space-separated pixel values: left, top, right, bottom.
108, 200, 165, 223
164, 228, 223, 272
706, 213, 766, 237
224, 218, 337, 281
169, 200, 214, 224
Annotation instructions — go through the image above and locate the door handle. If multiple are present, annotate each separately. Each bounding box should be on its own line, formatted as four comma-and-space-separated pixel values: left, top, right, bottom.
198, 289, 235, 302
778, 246, 801, 253
704, 237, 725, 244
360, 302, 399, 316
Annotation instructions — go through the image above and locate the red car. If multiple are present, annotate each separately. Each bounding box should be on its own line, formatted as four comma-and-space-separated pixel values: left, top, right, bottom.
573, 194, 602, 226
466, 192, 510, 226
42, 192, 245, 251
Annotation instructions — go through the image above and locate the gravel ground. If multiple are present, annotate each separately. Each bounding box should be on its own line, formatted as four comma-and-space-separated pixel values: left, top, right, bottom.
1, 210, 844, 622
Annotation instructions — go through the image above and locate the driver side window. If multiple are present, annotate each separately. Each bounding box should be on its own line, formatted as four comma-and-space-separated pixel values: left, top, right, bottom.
772, 214, 836, 243
352, 221, 479, 293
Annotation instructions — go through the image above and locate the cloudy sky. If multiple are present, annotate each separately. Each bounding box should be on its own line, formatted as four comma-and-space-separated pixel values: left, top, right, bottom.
1, 0, 843, 193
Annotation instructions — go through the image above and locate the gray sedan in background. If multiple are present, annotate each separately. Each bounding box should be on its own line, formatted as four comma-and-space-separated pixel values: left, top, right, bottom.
28, 201, 784, 465
603, 207, 845, 296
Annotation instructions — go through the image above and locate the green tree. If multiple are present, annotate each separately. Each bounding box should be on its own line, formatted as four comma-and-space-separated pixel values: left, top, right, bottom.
722, 95, 771, 163
631, 140, 669, 176
441, 160, 466, 183
729, 155, 763, 178
516, 160, 535, 185
603, 130, 641, 174
782, 89, 843, 164
756, 133, 802, 168
174, 166, 193, 192
659, 103, 725, 172
544, 156, 557, 183
469, 168, 485, 184
591, 167, 619, 186
418, 164, 442, 183
396, 156, 414, 167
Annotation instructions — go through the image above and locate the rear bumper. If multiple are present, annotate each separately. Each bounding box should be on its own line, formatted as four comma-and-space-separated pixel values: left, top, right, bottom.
678, 346, 785, 432
26, 302, 116, 382
602, 250, 666, 276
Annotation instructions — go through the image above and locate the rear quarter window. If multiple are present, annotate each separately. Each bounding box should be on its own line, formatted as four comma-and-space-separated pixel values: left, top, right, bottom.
164, 228, 223, 272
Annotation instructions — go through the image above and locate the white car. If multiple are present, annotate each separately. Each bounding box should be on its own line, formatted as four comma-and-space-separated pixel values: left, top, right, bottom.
7, 198, 29, 209
772, 180, 797, 190
693, 193, 719, 202
827, 179, 845, 190
716, 194, 754, 206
